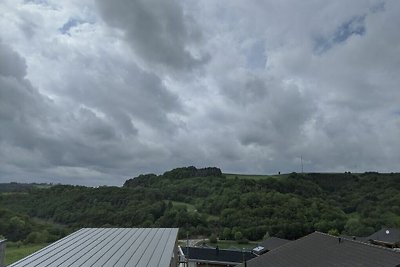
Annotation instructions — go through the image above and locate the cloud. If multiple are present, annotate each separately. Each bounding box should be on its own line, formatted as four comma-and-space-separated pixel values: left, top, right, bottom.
59, 18, 86, 35
0, 0, 400, 185
314, 15, 366, 54
0, 43, 27, 78
95, 0, 206, 71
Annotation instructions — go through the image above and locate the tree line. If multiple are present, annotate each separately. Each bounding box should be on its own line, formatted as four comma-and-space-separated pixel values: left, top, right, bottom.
0, 167, 399, 245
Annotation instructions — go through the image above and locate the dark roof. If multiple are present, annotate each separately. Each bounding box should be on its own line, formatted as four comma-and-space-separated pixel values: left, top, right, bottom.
252, 237, 291, 254
182, 247, 256, 265
366, 228, 400, 244
237, 232, 400, 267
339, 235, 367, 242
9, 228, 179, 267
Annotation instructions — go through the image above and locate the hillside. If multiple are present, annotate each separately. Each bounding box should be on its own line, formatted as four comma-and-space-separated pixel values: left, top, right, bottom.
0, 168, 399, 246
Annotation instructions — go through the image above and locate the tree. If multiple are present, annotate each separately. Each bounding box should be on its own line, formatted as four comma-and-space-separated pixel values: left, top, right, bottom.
328, 229, 339, 236
222, 228, 231, 240
234, 231, 243, 241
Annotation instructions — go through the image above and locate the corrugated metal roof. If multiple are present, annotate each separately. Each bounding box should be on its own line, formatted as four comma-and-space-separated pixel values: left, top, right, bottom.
9, 228, 179, 267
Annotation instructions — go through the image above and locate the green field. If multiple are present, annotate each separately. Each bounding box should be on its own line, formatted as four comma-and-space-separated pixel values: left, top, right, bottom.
168, 201, 197, 212
168, 201, 221, 221
5, 243, 48, 265
224, 173, 288, 180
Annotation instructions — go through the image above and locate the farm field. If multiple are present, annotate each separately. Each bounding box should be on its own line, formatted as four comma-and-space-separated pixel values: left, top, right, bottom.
5, 243, 48, 266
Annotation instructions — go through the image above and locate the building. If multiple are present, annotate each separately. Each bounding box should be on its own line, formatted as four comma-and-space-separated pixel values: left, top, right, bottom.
237, 232, 400, 267
9, 228, 179, 267
365, 228, 400, 248
181, 246, 256, 267
251, 237, 291, 255
0, 239, 5, 267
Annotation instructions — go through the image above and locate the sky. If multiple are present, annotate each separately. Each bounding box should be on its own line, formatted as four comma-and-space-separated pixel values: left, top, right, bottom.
0, 0, 399, 186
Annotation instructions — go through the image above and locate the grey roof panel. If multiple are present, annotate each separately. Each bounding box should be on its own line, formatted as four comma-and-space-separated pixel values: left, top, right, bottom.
40, 228, 114, 267
88, 228, 144, 266
112, 228, 153, 266
127, 228, 164, 266
60, 228, 127, 266
152, 228, 179, 267
9, 228, 178, 267
146, 228, 176, 267
10, 228, 95, 267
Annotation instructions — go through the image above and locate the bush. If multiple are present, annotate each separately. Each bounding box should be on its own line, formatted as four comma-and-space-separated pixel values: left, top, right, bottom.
209, 234, 218, 244
234, 231, 243, 241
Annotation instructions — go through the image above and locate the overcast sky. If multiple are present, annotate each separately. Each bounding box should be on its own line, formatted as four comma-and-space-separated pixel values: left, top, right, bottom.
0, 0, 399, 186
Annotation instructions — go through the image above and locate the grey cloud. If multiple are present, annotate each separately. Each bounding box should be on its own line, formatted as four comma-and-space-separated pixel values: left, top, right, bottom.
1, 0, 400, 185
0, 43, 27, 78
314, 14, 366, 54
0, 42, 55, 175
95, 0, 206, 70
0, 40, 177, 185
57, 52, 183, 135
237, 84, 315, 149
59, 18, 86, 35
220, 72, 269, 106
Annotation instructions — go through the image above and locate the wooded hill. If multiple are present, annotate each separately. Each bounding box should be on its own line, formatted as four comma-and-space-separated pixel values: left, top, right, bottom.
0, 167, 399, 246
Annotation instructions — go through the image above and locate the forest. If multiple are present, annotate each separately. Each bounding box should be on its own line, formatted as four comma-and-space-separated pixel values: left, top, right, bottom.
0, 167, 399, 247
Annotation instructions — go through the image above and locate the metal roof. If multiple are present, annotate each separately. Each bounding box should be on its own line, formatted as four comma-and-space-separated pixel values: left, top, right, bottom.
9, 228, 179, 267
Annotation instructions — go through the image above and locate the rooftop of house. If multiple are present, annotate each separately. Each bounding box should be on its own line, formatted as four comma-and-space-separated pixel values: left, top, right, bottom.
366, 228, 400, 244
9, 228, 179, 267
182, 246, 256, 265
236, 232, 400, 267
252, 237, 292, 255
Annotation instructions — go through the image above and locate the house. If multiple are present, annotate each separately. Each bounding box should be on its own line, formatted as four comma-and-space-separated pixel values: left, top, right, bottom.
180, 246, 257, 267
236, 232, 400, 267
9, 228, 179, 267
365, 228, 400, 248
252, 237, 291, 255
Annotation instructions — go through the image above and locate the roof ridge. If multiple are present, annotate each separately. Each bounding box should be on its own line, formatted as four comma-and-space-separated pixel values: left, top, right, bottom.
316, 231, 400, 254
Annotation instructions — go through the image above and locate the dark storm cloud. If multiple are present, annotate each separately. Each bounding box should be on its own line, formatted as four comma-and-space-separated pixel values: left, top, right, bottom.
0, 41, 56, 179
0, 38, 180, 185
95, 0, 205, 70
0, 42, 49, 147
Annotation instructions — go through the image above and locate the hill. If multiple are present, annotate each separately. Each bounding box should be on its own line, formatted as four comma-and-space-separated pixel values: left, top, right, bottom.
0, 167, 399, 245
